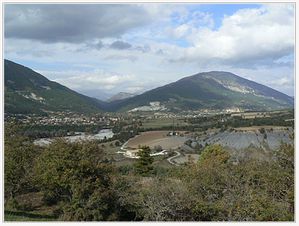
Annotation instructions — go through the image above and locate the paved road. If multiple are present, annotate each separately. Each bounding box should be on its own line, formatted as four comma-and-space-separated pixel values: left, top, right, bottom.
167, 151, 181, 166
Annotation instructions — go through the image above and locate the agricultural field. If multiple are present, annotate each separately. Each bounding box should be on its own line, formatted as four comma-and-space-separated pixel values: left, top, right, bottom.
140, 117, 190, 129
125, 130, 188, 150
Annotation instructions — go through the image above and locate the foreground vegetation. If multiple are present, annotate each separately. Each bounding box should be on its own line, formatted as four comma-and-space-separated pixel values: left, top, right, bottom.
4, 122, 294, 221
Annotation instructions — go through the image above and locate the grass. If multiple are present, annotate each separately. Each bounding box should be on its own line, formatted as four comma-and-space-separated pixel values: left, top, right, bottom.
4, 191, 59, 222
4, 210, 57, 221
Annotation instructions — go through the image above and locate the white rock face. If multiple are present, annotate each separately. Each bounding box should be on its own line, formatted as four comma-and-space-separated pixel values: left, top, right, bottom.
128, 101, 167, 112
224, 84, 251, 93
211, 77, 253, 94
209, 77, 275, 101
225, 107, 241, 113
22, 92, 45, 102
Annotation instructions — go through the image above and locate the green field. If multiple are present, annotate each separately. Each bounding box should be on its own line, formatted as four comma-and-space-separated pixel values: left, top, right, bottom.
141, 117, 189, 129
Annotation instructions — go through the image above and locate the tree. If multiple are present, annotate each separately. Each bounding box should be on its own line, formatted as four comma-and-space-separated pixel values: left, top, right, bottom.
34, 140, 117, 220
195, 143, 203, 154
5, 122, 38, 202
263, 133, 267, 139
115, 141, 121, 147
259, 127, 265, 134
153, 145, 162, 153
184, 139, 192, 146
178, 142, 294, 221
138, 178, 195, 220
198, 144, 230, 165
134, 146, 154, 176
275, 143, 294, 172
114, 176, 195, 221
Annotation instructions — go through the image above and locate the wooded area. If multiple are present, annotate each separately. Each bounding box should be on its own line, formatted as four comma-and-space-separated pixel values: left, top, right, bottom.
4, 122, 294, 221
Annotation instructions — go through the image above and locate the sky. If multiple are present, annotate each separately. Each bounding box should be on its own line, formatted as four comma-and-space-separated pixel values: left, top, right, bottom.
4, 3, 295, 99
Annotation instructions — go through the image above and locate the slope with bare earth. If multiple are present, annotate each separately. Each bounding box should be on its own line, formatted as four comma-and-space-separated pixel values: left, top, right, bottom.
194, 126, 293, 151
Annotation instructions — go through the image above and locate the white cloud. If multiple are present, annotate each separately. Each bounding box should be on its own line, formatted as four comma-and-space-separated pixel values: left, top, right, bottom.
5, 4, 152, 43
39, 69, 135, 91
223, 66, 294, 96
171, 24, 190, 39
4, 4, 294, 97
269, 77, 294, 87
166, 11, 214, 39
173, 4, 294, 66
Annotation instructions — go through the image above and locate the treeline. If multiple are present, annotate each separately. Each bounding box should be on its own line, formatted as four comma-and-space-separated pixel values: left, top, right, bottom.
187, 113, 294, 131
220, 115, 294, 128
135, 113, 294, 133
4, 123, 294, 221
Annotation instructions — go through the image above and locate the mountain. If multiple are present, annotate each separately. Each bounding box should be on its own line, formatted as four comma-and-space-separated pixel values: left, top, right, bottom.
4, 60, 293, 114
107, 92, 135, 102
77, 89, 114, 101
107, 71, 294, 112
4, 59, 104, 114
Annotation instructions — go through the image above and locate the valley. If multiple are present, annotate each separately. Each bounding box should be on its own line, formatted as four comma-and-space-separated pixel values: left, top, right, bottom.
6, 108, 294, 166
5, 60, 294, 115
4, 60, 295, 221
3, 2, 296, 222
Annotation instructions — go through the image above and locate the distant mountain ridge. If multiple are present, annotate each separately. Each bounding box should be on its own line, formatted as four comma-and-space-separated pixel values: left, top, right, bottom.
107, 92, 136, 102
77, 89, 114, 101
106, 71, 293, 112
4, 60, 293, 114
4, 59, 104, 114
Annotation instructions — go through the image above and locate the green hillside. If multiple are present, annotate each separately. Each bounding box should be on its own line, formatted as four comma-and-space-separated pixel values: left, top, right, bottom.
5, 60, 103, 114
108, 71, 293, 112
4, 60, 293, 114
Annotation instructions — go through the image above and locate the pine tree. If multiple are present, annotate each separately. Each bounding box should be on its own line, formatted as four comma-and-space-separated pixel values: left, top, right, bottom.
134, 146, 154, 176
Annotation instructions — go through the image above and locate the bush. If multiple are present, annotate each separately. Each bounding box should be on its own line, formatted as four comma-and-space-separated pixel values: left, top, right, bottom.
115, 141, 121, 147
153, 145, 163, 152
259, 128, 265, 134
